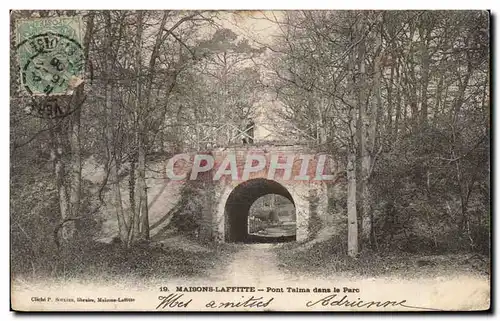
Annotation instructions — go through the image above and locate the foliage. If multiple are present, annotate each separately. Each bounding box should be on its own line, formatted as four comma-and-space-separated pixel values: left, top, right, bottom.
265, 10, 490, 254
10, 10, 490, 279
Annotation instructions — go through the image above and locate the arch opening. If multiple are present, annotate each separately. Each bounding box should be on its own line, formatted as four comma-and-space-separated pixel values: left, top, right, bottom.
224, 178, 296, 243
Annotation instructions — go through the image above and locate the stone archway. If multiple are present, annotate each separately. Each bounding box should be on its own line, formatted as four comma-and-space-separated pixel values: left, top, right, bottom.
224, 178, 296, 243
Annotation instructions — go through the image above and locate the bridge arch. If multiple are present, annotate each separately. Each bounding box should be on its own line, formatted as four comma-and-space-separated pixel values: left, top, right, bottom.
223, 178, 296, 242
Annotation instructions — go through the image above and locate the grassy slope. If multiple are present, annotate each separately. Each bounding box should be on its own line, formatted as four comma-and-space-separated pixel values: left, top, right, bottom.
274, 238, 490, 280
12, 235, 238, 285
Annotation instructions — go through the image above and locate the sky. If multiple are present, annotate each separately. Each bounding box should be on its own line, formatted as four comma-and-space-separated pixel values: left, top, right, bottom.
216, 11, 286, 142
218, 11, 282, 47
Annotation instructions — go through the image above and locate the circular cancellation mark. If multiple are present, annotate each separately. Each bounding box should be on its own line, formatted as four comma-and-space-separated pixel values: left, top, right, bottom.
17, 32, 85, 96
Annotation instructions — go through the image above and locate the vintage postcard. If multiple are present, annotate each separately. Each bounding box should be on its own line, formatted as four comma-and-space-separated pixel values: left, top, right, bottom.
10, 10, 490, 312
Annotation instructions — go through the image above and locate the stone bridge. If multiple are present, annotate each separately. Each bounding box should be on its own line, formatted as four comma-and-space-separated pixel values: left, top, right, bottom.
90, 143, 346, 244
182, 143, 345, 243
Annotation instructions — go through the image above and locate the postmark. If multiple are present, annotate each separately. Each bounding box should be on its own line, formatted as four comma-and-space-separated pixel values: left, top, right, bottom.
18, 33, 84, 95
25, 96, 75, 119
16, 17, 85, 96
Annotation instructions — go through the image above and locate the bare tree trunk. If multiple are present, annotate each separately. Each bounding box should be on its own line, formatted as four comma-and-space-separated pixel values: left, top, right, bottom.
347, 141, 358, 257
419, 25, 430, 125
128, 157, 138, 242
67, 12, 95, 232
128, 10, 143, 245
106, 84, 128, 243
50, 120, 73, 240
104, 12, 128, 243
363, 16, 383, 248
406, 25, 419, 125
347, 23, 359, 258
452, 60, 472, 122
394, 58, 402, 142
312, 92, 326, 145
136, 11, 168, 241
137, 136, 149, 240
68, 101, 81, 221
386, 63, 394, 137
434, 72, 444, 119
356, 17, 372, 248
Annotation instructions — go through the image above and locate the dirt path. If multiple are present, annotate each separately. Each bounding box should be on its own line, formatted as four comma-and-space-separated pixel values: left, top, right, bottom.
203, 243, 490, 311
211, 243, 293, 285
11, 242, 490, 311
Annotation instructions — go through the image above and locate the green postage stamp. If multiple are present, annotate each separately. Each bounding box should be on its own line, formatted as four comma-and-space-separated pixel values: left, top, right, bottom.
16, 16, 85, 96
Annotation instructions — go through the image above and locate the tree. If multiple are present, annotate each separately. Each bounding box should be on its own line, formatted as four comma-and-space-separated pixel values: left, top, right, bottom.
264, 10, 489, 255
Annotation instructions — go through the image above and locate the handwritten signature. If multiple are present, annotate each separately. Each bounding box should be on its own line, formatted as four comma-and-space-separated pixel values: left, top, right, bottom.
156, 293, 442, 311
306, 294, 443, 311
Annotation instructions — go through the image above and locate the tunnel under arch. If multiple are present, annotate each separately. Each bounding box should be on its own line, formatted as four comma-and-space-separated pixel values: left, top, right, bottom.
224, 178, 296, 243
